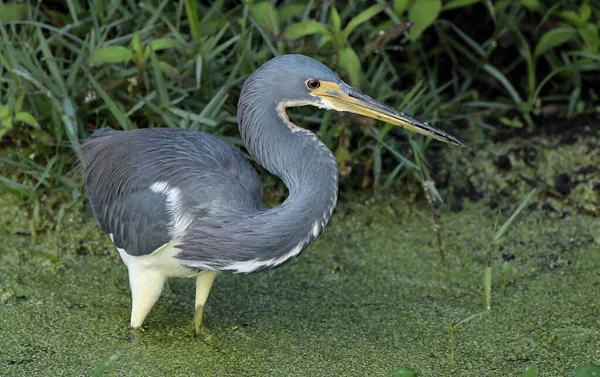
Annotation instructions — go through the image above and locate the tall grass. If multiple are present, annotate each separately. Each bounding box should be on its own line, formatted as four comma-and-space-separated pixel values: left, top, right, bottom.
0, 0, 597, 208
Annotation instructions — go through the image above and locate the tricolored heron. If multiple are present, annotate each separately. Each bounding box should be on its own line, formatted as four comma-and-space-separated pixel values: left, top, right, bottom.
83, 54, 465, 333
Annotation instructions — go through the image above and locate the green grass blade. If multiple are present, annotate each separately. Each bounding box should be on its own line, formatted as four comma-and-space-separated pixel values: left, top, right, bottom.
283, 21, 331, 40
532, 64, 577, 102
184, 0, 202, 47
452, 310, 489, 329
36, 28, 67, 95
142, 0, 170, 29
493, 188, 538, 242
169, 107, 217, 127
65, 0, 80, 22
483, 63, 523, 106
91, 350, 121, 377
372, 133, 418, 171
86, 71, 134, 130
483, 266, 492, 310
33, 157, 56, 191
125, 92, 157, 117
149, 50, 169, 109
436, 20, 486, 58
342, 4, 383, 42
0, 176, 28, 198
195, 55, 203, 89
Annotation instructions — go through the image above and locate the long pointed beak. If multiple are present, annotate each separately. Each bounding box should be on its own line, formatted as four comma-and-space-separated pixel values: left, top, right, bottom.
312, 82, 467, 148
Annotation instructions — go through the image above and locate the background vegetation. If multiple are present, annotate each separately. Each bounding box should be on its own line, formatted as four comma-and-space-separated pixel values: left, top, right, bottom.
1, 0, 598, 212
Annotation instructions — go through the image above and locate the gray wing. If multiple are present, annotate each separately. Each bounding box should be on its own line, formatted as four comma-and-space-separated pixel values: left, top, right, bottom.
89, 188, 171, 256
82, 127, 265, 257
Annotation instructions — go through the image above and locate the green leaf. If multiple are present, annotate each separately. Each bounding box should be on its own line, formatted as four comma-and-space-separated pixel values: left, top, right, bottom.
385, 368, 418, 377
283, 21, 331, 40
330, 8, 341, 34
1, 117, 12, 131
534, 27, 578, 57
132, 34, 143, 64
184, 0, 202, 46
0, 122, 10, 140
557, 10, 583, 27
149, 38, 181, 51
338, 46, 362, 86
493, 188, 537, 242
408, 0, 442, 40
341, 4, 383, 42
0, 105, 8, 120
14, 112, 39, 128
15, 92, 25, 113
499, 116, 524, 128
249, 2, 280, 37
394, 0, 410, 16
90, 46, 133, 66
278, 4, 305, 24
575, 364, 600, 377
519, 364, 538, 377
521, 0, 542, 11
158, 61, 178, 78
131, 33, 142, 55
0, 3, 29, 22
443, 0, 481, 11
579, 2, 592, 23
579, 24, 600, 53
0, 176, 28, 198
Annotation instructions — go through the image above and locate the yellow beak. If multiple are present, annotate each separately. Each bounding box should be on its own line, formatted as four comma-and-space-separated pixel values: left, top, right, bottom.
312, 81, 466, 148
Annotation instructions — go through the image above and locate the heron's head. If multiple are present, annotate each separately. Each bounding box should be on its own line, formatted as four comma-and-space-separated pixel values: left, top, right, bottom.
241, 54, 465, 147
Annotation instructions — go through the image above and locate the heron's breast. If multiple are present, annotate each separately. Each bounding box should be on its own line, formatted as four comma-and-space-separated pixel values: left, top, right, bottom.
117, 240, 200, 278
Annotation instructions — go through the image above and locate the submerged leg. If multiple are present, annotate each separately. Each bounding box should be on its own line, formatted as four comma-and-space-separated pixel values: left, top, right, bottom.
128, 267, 166, 329
194, 271, 217, 333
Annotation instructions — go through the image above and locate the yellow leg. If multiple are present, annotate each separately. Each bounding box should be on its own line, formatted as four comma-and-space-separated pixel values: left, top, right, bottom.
194, 271, 217, 333
128, 268, 166, 329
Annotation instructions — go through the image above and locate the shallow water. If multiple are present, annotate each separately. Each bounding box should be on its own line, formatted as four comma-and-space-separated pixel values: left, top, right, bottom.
0, 190, 598, 376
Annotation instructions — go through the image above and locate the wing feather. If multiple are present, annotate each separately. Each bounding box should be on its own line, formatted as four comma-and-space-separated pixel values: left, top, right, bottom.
82, 128, 264, 256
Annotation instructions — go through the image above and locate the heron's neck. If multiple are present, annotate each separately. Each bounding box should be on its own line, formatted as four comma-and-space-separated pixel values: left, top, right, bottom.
241, 103, 337, 187
231, 101, 339, 272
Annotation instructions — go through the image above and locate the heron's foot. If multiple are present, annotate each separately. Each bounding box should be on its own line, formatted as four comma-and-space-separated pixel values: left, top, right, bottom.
128, 325, 146, 344
193, 305, 205, 335
130, 324, 146, 332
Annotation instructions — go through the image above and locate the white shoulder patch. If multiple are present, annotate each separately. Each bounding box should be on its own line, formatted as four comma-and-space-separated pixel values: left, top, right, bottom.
149, 181, 169, 194
148, 181, 193, 240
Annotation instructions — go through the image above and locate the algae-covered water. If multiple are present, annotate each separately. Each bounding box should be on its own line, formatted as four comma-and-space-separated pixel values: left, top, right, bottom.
1, 187, 598, 376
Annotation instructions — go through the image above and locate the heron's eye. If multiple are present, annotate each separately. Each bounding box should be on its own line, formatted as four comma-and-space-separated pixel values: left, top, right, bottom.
306, 79, 321, 89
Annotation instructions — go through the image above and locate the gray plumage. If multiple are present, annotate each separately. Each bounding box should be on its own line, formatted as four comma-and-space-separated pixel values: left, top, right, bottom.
83, 55, 340, 274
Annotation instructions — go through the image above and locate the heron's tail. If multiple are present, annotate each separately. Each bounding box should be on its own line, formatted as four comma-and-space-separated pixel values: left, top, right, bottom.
74, 127, 118, 179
